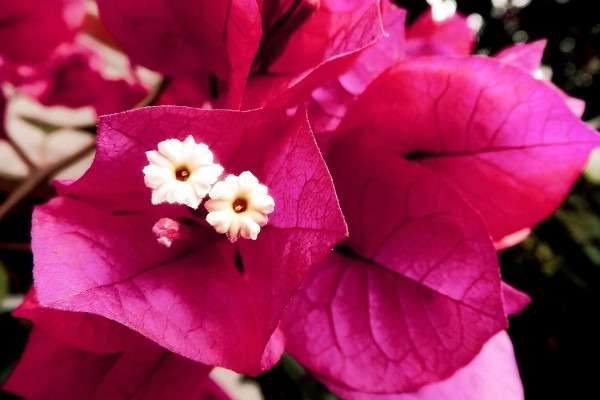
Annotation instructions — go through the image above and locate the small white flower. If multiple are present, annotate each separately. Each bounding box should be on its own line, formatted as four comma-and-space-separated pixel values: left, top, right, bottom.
205, 171, 275, 242
143, 135, 223, 209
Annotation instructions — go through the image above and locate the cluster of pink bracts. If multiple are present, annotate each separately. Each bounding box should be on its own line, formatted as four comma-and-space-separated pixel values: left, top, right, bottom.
1, 1, 599, 399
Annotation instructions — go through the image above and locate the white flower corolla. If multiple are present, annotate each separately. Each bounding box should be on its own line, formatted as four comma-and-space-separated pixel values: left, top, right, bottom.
143, 135, 223, 209
204, 171, 275, 242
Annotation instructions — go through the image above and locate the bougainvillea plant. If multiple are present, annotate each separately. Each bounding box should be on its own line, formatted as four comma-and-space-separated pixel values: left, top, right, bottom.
1, 0, 598, 399
4, 292, 231, 399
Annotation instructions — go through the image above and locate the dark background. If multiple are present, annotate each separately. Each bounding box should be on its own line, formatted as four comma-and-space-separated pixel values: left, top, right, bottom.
1, 1, 599, 399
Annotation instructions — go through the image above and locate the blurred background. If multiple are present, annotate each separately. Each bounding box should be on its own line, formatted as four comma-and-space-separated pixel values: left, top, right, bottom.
1, 0, 599, 399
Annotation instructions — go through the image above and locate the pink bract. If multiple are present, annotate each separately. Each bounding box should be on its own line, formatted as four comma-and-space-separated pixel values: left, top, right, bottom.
96, 0, 385, 108
14, 45, 148, 115
4, 294, 229, 400
96, 0, 262, 107
502, 282, 531, 316
32, 106, 347, 374
243, 0, 384, 108
0, 0, 85, 64
14, 291, 140, 354
321, 332, 523, 399
283, 52, 597, 395
283, 135, 506, 393
495, 40, 586, 118
405, 8, 475, 57
308, 0, 406, 134
495, 40, 547, 73
338, 56, 600, 240
307, 2, 478, 137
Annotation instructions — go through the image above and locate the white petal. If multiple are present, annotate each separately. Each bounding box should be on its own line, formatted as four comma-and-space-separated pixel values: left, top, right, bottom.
205, 199, 230, 213
238, 171, 259, 192
253, 194, 275, 214
146, 150, 172, 168
157, 138, 184, 164
247, 210, 268, 226
206, 210, 234, 234
240, 216, 261, 240
208, 180, 236, 200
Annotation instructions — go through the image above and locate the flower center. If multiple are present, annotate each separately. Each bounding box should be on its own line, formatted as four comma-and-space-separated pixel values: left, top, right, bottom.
232, 197, 248, 213
175, 166, 191, 181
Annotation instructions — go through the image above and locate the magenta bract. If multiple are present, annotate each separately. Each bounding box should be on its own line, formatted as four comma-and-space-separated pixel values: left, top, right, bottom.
495, 40, 586, 118
282, 49, 598, 395
320, 332, 523, 400
4, 294, 229, 400
337, 56, 600, 240
0, 0, 85, 64
96, 0, 262, 107
283, 137, 506, 393
14, 46, 148, 115
32, 106, 346, 374
405, 8, 475, 57
308, 0, 406, 134
95, 0, 385, 108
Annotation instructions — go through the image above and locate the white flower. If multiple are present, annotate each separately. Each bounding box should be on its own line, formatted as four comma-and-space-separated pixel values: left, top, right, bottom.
143, 135, 223, 209
205, 171, 275, 242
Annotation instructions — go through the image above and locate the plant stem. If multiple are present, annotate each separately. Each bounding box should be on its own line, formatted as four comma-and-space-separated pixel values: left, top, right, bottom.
0, 142, 95, 220
5, 136, 36, 171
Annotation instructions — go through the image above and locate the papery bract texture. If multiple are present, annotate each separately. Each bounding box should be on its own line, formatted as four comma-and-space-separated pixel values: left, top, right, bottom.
247, 0, 386, 109
495, 40, 586, 118
14, 291, 140, 354
0, 0, 85, 64
283, 133, 505, 393
495, 40, 547, 74
96, 0, 385, 108
96, 0, 262, 106
308, 0, 406, 133
321, 332, 523, 400
33, 106, 346, 374
338, 56, 600, 240
4, 298, 229, 400
95, 0, 260, 80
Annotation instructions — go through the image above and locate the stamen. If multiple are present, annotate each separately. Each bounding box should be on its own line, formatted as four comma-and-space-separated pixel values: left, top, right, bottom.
175, 166, 191, 181
232, 198, 248, 213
